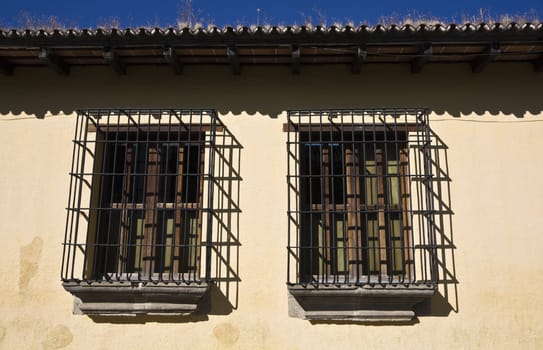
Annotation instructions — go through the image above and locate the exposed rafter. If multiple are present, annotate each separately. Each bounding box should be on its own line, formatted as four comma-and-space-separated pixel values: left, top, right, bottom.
472, 44, 500, 73
0, 57, 14, 75
411, 44, 432, 74
38, 48, 69, 75
291, 47, 301, 74
0, 26, 537, 74
352, 47, 367, 74
103, 48, 126, 75
163, 47, 182, 74
227, 47, 240, 75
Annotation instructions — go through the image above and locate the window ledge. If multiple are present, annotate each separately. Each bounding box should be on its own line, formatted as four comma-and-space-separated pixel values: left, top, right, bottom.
63, 281, 209, 316
287, 284, 435, 323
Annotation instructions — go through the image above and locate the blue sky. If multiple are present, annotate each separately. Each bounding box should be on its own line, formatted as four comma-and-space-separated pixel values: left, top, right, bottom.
1, 0, 542, 28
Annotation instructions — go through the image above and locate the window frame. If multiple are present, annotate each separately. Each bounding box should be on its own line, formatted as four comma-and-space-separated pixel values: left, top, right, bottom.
85, 128, 206, 282
297, 130, 413, 284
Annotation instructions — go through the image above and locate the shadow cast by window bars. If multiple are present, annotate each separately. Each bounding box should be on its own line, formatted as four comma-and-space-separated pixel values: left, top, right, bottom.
286, 108, 457, 311
62, 108, 243, 309
425, 127, 458, 313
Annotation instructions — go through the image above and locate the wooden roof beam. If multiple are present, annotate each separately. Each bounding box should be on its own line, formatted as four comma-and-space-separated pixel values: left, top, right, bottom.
38, 48, 69, 75
103, 48, 126, 75
472, 44, 500, 73
411, 44, 432, 74
291, 47, 301, 74
227, 47, 240, 75
352, 47, 367, 74
163, 47, 182, 75
0, 57, 14, 76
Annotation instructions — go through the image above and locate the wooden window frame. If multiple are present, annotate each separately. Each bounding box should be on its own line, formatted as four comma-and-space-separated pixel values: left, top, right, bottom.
85, 128, 206, 281
298, 130, 413, 284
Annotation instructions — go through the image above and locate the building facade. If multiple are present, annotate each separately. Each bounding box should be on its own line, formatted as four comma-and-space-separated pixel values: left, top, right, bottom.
0, 23, 542, 349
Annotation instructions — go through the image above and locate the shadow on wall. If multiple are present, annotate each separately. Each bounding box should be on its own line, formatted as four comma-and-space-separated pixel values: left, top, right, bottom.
418, 128, 458, 317
0, 63, 541, 119
208, 120, 243, 311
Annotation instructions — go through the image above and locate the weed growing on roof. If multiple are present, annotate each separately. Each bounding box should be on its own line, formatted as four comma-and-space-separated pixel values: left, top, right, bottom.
0, 3, 540, 31
15, 11, 70, 30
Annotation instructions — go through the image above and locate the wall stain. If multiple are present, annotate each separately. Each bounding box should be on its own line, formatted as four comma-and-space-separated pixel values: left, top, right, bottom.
19, 237, 43, 291
213, 322, 240, 347
251, 320, 269, 346
41, 324, 73, 349
0, 325, 5, 343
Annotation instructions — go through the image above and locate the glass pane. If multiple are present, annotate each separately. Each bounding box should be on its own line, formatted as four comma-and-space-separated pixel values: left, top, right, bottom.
181, 210, 200, 272
95, 209, 120, 274
317, 214, 325, 276
111, 144, 126, 203
299, 212, 323, 281
364, 160, 378, 206
131, 144, 148, 203
301, 144, 322, 205
387, 160, 400, 206
183, 145, 201, 203
129, 211, 145, 273
159, 144, 179, 203
388, 214, 404, 273
329, 145, 345, 204
362, 143, 378, 206
156, 210, 175, 272
164, 217, 174, 270
334, 215, 346, 274
365, 214, 379, 274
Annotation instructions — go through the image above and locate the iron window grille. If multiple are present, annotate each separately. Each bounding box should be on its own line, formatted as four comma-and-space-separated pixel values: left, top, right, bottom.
62, 108, 237, 286
286, 108, 438, 286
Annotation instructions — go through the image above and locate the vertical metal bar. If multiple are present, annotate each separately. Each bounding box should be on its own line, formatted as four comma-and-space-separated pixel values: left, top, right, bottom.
407, 115, 418, 283
339, 112, 348, 283
205, 112, 217, 282
195, 129, 205, 282
130, 111, 141, 280
147, 112, 160, 279
286, 112, 291, 284
319, 112, 328, 284
72, 114, 90, 280
225, 124, 234, 289
62, 112, 82, 281
414, 117, 424, 282
174, 124, 185, 281
347, 110, 360, 283
423, 111, 438, 283
93, 111, 109, 278
108, 112, 121, 280
361, 111, 370, 284
432, 126, 445, 287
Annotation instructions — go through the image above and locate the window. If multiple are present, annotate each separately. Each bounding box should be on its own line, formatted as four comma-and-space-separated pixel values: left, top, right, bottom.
87, 130, 204, 281
61, 109, 239, 316
286, 109, 438, 322
298, 130, 411, 283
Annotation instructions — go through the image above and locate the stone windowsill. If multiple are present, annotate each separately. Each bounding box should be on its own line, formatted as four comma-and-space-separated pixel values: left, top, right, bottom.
288, 284, 436, 323
63, 281, 209, 316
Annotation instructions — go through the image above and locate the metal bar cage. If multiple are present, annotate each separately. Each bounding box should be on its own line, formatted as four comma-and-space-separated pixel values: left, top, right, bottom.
286, 108, 440, 286
62, 108, 242, 285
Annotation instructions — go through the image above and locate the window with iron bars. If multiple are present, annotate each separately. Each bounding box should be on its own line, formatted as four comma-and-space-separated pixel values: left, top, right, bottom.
63, 108, 242, 315
286, 108, 438, 287
62, 109, 226, 285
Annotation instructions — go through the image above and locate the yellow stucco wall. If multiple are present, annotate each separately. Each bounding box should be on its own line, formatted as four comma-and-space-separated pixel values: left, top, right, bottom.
0, 63, 542, 349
